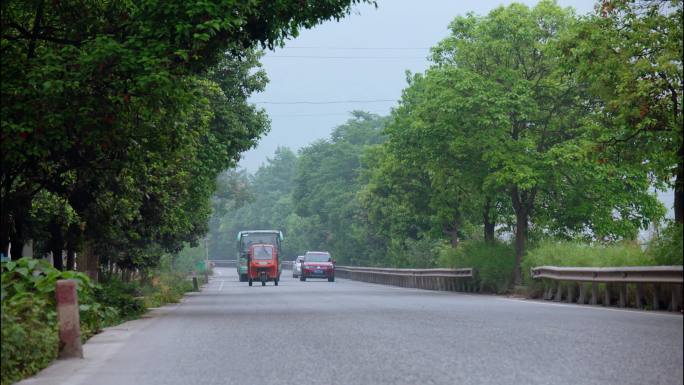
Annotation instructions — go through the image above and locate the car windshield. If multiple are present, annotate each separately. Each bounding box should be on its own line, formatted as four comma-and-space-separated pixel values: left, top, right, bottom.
252, 245, 273, 260
305, 253, 330, 262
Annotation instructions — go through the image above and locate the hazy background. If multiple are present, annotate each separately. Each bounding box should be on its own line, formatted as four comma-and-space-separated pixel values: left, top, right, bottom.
239, 0, 674, 217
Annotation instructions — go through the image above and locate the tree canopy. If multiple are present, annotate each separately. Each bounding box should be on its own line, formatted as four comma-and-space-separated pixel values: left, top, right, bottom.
1, 0, 373, 274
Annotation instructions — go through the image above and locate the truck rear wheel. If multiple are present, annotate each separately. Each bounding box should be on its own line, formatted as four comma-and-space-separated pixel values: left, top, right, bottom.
274, 279, 279, 286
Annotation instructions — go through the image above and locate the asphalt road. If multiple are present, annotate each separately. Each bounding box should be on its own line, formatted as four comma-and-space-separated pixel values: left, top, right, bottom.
19, 267, 683, 385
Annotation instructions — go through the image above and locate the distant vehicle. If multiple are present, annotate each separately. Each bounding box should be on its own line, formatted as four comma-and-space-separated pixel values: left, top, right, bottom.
247, 244, 281, 286
236, 230, 283, 282
300, 251, 335, 282
292, 256, 304, 278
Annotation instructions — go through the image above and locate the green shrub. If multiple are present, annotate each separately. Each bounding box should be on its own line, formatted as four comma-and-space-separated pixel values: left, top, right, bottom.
438, 241, 516, 294
1, 258, 120, 384
141, 272, 193, 308
387, 237, 440, 268
1, 295, 59, 385
96, 279, 145, 321
0, 296, 58, 385
1, 259, 198, 385
648, 223, 683, 265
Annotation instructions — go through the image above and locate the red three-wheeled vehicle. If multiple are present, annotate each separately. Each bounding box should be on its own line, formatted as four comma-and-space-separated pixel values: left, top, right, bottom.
247, 243, 281, 286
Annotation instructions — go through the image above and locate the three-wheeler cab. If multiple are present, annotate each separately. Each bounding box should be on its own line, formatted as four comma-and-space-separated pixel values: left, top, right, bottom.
247, 244, 281, 286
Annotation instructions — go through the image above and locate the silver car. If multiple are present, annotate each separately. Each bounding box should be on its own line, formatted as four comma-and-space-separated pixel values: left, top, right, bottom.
292, 256, 304, 278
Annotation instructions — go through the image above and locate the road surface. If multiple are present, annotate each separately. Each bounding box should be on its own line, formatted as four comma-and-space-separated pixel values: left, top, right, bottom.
19, 267, 683, 385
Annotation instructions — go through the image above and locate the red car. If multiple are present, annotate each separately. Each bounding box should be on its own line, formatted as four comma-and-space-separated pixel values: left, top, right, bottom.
299, 251, 335, 282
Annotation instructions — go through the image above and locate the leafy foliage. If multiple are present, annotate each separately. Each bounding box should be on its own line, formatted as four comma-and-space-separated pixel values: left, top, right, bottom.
1, 295, 58, 385
0, 258, 116, 384
1, 0, 372, 273
358, 1, 666, 284
206, 112, 387, 262
648, 222, 684, 265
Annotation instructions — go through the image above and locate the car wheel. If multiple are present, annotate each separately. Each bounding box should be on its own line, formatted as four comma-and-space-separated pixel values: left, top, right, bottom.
300, 276, 306, 282
248, 279, 253, 286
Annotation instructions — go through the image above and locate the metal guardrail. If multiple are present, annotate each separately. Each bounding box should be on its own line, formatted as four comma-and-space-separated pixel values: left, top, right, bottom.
335, 266, 474, 292
209, 260, 236, 268
531, 266, 683, 312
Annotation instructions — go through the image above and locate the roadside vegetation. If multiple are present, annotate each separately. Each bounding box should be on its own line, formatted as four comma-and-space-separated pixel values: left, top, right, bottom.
1, 1, 369, 383
0, 253, 209, 385
208, 0, 682, 290
1, 0, 681, 383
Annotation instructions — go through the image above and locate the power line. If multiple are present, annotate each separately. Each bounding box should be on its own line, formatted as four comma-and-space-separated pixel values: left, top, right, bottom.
253, 99, 397, 105
265, 55, 426, 59
282, 46, 430, 50
269, 112, 387, 117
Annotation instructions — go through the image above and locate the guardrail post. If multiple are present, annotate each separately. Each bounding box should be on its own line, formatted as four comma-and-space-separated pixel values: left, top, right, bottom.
670, 284, 682, 312
566, 283, 575, 303
553, 282, 563, 302
635, 283, 644, 309
651, 284, 660, 311
603, 283, 612, 306
590, 282, 598, 305
577, 283, 586, 304
618, 284, 627, 308
542, 280, 555, 301
55, 280, 83, 359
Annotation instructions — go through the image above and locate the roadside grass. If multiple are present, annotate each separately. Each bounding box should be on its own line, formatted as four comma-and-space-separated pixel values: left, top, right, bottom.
520, 236, 681, 305
439, 240, 516, 294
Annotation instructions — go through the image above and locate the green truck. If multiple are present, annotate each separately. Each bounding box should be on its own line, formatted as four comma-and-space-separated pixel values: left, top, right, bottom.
236, 230, 283, 282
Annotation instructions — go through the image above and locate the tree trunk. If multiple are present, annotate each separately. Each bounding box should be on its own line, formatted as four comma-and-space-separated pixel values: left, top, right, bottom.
0, 207, 9, 259
675, 143, 683, 224
66, 248, 75, 270
13, 240, 25, 259
511, 186, 535, 286
513, 209, 528, 285
77, 242, 99, 281
449, 230, 459, 248
483, 198, 495, 243
445, 220, 460, 248
49, 219, 64, 270
52, 248, 64, 270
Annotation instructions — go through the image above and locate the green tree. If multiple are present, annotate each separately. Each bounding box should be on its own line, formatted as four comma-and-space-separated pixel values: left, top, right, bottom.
559, 0, 683, 223
367, 1, 664, 282
293, 112, 386, 262
1, 0, 372, 262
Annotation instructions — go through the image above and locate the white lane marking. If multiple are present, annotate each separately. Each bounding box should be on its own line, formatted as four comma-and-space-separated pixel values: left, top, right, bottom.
497, 297, 683, 318
219, 281, 224, 291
